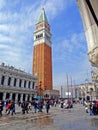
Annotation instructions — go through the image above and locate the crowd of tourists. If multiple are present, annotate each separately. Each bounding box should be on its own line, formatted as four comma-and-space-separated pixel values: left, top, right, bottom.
1, 99, 98, 117
0, 99, 51, 117
84, 101, 98, 115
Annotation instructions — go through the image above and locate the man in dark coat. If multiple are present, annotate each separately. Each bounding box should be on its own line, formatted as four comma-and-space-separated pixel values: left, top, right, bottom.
46, 101, 50, 113
0, 100, 3, 116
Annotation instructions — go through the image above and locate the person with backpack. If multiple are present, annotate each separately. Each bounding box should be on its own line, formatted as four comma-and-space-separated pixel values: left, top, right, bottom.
6, 101, 11, 115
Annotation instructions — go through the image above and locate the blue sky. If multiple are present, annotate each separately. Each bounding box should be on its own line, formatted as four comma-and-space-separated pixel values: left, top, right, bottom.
0, 0, 92, 88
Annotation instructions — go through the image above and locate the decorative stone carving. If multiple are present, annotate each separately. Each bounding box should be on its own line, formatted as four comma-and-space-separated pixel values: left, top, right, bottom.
77, 0, 98, 67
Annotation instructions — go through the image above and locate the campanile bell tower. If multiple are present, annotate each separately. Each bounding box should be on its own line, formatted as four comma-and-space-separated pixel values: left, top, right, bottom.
32, 8, 52, 91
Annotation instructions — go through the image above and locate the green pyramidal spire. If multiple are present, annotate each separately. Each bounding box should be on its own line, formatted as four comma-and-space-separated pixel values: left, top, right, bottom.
37, 8, 49, 24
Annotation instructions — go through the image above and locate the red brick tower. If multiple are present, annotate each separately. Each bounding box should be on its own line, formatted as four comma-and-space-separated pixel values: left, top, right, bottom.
32, 8, 52, 91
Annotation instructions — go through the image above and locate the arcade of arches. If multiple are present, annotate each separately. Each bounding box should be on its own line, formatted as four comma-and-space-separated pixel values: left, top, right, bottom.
0, 63, 37, 102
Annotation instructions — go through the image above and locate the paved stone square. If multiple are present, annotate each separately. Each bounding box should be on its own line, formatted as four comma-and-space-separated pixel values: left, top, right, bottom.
0, 104, 98, 130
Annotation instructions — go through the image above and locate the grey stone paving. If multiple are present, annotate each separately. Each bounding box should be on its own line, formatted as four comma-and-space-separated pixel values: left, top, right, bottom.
0, 104, 98, 130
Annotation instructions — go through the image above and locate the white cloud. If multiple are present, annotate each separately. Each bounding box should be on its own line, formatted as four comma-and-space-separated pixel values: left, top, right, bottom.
53, 32, 87, 61
0, 44, 9, 49
0, 34, 14, 43
0, 0, 5, 9
52, 32, 91, 86
44, 0, 74, 19
0, 0, 71, 72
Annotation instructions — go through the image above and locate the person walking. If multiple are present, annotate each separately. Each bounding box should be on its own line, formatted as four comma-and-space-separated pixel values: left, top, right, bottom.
25, 101, 29, 114
89, 102, 93, 116
21, 101, 26, 114
54, 101, 57, 107
10, 101, 16, 115
92, 103, 96, 115
60, 101, 63, 109
33, 101, 38, 113
6, 101, 11, 115
28, 102, 32, 111
38, 101, 43, 112
46, 101, 50, 114
0, 101, 3, 116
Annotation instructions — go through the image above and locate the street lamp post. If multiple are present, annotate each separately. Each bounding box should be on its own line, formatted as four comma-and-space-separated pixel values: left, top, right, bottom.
71, 76, 73, 101
85, 79, 89, 101
44, 86, 47, 101
39, 81, 42, 102
85, 79, 88, 92
39, 81, 42, 112
66, 74, 69, 100
90, 88, 93, 102
61, 86, 63, 99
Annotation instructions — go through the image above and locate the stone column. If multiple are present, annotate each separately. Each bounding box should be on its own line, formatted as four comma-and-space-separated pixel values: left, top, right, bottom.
4, 76, 8, 87
30, 82, 33, 89
3, 92, 6, 101
16, 78, 19, 88
9, 93, 13, 101
25, 94, 28, 101
11, 77, 14, 87
29, 95, 32, 101
15, 93, 18, 103
26, 81, 29, 89
21, 79, 24, 88
20, 94, 23, 103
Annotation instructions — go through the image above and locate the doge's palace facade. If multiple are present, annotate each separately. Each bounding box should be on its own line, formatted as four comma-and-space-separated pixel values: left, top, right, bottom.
0, 63, 37, 102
